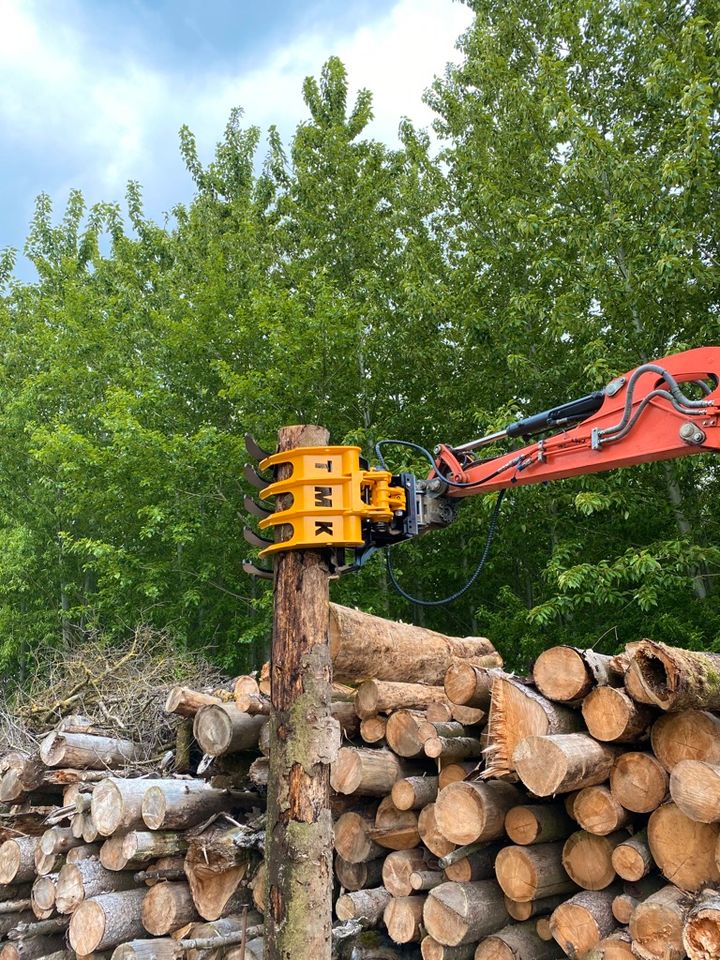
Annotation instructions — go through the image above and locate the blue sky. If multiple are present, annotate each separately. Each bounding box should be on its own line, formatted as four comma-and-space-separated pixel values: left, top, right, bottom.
0, 0, 472, 277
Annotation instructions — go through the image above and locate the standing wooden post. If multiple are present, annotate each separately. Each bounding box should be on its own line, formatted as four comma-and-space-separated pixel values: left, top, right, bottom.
264, 425, 338, 960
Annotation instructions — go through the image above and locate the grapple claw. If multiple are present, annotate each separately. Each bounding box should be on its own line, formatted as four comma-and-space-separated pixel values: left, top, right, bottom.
243, 527, 274, 549
245, 433, 271, 462
244, 464, 270, 490
242, 560, 274, 581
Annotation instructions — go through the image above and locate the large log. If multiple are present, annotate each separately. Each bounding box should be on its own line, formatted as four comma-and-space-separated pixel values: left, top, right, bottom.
331, 747, 419, 795
373, 796, 420, 850
68, 888, 148, 954
122, 831, 187, 866
391, 776, 438, 811
670, 759, 720, 823
141, 781, 233, 830
573, 786, 633, 836
513, 734, 621, 796
164, 686, 223, 717
549, 888, 618, 956
335, 855, 383, 892
355, 681, 448, 719
434, 781, 521, 845
141, 881, 199, 935
494, 842, 577, 902
335, 887, 392, 924
192, 705, 266, 757
562, 830, 627, 890
610, 829, 653, 881
648, 802, 720, 891
474, 920, 564, 959
329, 604, 500, 684
417, 804, 456, 859
483, 677, 581, 779
504, 804, 574, 846
334, 810, 384, 864
533, 647, 621, 703
682, 893, 720, 960
91, 779, 151, 836
629, 884, 689, 960
56, 859, 139, 913
625, 640, 720, 711
39, 732, 141, 769
382, 849, 428, 898
651, 709, 720, 771
423, 880, 509, 946
383, 895, 425, 943
385, 711, 428, 758
443, 665, 504, 710
582, 687, 654, 742
0, 838, 40, 884
609, 752, 668, 813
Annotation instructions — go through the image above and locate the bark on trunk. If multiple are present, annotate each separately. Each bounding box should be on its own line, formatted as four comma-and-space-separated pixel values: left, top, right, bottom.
264, 424, 337, 960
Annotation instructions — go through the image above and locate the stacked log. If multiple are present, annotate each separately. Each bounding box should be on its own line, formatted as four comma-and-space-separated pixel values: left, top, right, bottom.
2, 614, 720, 960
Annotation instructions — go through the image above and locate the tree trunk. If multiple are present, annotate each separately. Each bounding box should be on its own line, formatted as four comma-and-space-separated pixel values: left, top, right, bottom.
648, 802, 720, 891
334, 856, 383, 892
670, 760, 720, 823
334, 810, 384, 864
629, 884, 690, 960
355, 681, 449, 719
443, 665, 504, 709
474, 919, 565, 959
68, 888, 148, 954
573, 786, 633, 836
383, 895, 425, 943
582, 687, 654, 743
533, 648, 621, 703
39, 732, 140, 769
495, 842, 577, 902
335, 888, 391, 924
423, 880, 509, 947
682, 893, 720, 960
165, 687, 223, 717
0, 838, 40, 884
56, 859, 139, 913
329, 604, 500, 685
381, 849, 427, 897
610, 829, 653, 881
91, 778, 151, 836
484, 677, 581, 779
625, 641, 720, 711
504, 804, 574, 846
141, 881, 199, 935
549, 888, 618, 956
193, 705, 267, 757
141, 781, 233, 830
651, 709, 720, 771
263, 424, 337, 960
331, 747, 418, 795
391, 776, 438, 811
434, 781, 521, 845
562, 830, 628, 891
609, 751, 668, 813
513, 734, 622, 796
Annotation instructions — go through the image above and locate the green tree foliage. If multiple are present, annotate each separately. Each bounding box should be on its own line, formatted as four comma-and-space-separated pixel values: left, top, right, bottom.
0, 3, 718, 676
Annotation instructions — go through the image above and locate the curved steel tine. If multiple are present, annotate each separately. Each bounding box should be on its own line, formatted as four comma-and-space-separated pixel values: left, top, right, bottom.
243, 527, 274, 549
244, 464, 270, 490
245, 433, 271, 462
242, 561, 274, 581
244, 495, 273, 520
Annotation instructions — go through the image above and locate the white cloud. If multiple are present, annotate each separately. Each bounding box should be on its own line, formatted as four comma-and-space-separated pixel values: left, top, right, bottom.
0, 0, 472, 220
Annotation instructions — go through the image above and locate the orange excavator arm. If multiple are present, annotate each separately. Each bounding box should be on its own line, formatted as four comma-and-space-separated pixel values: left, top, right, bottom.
243, 346, 720, 580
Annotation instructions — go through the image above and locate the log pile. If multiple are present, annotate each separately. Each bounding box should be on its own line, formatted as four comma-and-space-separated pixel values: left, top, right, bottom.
2, 613, 720, 959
